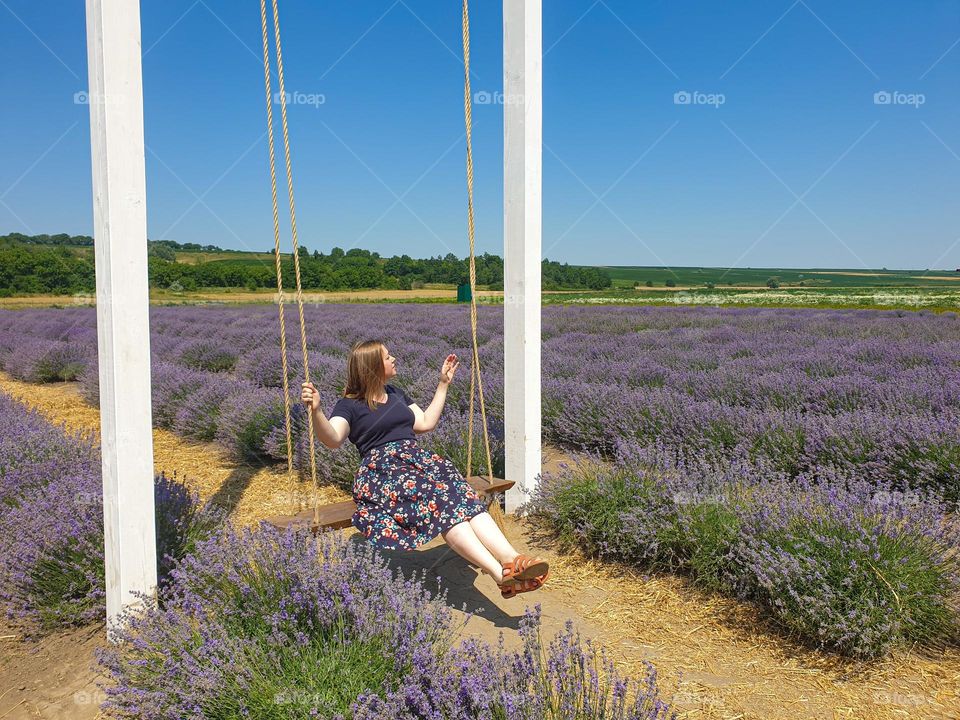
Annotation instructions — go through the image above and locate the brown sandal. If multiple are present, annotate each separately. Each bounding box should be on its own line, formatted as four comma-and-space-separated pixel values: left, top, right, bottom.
499, 570, 549, 599
501, 554, 550, 583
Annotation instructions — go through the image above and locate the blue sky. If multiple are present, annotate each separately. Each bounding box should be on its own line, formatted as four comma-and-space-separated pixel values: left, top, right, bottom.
2, 0, 960, 270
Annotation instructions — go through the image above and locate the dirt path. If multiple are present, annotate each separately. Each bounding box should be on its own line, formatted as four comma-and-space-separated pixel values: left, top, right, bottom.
1, 373, 958, 719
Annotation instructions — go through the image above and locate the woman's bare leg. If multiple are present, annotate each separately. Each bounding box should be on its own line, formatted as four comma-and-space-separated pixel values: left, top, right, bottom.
441, 521, 506, 581
468, 512, 520, 565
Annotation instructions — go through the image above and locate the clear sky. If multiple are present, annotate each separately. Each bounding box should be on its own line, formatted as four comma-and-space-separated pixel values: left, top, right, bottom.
2, 1, 960, 270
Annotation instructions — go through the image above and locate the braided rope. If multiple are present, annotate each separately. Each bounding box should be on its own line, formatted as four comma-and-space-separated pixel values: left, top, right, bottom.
462, 0, 505, 531
259, 0, 502, 531
261, 0, 319, 524
259, 0, 294, 513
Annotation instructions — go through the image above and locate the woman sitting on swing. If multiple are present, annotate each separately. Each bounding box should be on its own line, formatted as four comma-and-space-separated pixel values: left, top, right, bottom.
300, 339, 549, 598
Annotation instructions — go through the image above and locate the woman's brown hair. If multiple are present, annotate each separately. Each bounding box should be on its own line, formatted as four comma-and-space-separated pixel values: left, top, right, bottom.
343, 340, 388, 411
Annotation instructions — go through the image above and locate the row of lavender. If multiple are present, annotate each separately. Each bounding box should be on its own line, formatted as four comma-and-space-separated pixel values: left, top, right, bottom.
0, 391, 222, 631
1, 304, 958, 502
0, 305, 508, 488
529, 440, 960, 659
0, 390, 673, 718
542, 307, 960, 505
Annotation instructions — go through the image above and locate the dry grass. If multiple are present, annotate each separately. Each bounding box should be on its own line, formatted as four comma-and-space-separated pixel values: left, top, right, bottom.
1, 371, 958, 718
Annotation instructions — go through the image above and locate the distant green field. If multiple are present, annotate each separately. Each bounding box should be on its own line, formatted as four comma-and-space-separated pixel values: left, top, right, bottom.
528, 286, 960, 311
174, 251, 279, 265
601, 265, 960, 289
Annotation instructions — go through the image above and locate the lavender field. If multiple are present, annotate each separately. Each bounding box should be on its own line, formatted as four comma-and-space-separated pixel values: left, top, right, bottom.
1, 304, 958, 500
0, 384, 673, 718
1, 303, 958, 657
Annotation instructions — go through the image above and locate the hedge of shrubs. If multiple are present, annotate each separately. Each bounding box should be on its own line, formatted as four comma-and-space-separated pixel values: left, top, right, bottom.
527, 440, 960, 659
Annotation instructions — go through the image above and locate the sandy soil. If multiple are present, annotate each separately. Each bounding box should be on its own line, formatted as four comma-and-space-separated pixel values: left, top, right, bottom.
0, 374, 957, 719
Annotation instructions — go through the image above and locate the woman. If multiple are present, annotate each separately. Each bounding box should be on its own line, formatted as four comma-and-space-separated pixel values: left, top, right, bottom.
300, 339, 549, 598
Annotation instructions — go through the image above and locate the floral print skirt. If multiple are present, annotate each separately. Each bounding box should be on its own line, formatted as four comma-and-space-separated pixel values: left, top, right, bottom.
352, 438, 488, 550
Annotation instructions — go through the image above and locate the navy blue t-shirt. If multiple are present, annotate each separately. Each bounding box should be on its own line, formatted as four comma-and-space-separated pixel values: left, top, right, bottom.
329, 384, 418, 457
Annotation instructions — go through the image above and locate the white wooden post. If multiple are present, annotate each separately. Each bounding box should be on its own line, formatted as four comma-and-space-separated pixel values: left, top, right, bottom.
84, 0, 157, 637
503, 0, 542, 513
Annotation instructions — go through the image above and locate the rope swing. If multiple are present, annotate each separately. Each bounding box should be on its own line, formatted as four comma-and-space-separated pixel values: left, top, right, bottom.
461, 0, 506, 532
261, 0, 508, 535
259, 0, 320, 525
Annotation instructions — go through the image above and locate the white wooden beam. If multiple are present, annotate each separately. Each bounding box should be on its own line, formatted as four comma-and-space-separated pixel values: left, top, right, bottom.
503, 0, 542, 513
84, 0, 157, 637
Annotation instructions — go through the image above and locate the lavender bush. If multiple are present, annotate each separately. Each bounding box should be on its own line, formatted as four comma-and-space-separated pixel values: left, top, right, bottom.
172, 374, 237, 442
151, 361, 207, 429
216, 385, 287, 461
0, 392, 224, 633
352, 605, 674, 720
0, 392, 98, 509
97, 524, 458, 719
176, 338, 239, 373
526, 444, 960, 658
262, 398, 361, 490
98, 525, 674, 720
3, 338, 92, 382
732, 474, 960, 657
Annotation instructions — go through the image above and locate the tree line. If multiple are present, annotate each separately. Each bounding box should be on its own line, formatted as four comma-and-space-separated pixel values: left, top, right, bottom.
0, 234, 610, 295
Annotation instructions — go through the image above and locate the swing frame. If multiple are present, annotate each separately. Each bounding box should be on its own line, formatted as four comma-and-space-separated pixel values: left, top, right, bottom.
84, 0, 542, 635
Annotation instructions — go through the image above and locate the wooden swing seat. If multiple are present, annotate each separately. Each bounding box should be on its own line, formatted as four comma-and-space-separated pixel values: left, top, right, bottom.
264, 475, 515, 533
